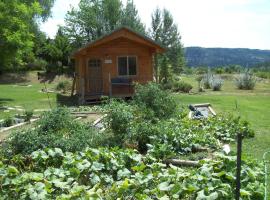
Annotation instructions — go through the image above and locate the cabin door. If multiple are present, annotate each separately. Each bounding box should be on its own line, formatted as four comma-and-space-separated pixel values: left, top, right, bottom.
87, 59, 103, 95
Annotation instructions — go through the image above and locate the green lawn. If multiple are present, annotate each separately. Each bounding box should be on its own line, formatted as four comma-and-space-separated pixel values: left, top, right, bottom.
0, 72, 75, 119
176, 75, 270, 160
0, 83, 57, 118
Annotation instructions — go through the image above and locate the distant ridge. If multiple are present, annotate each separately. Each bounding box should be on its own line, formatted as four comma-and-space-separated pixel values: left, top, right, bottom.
184, 47, 270, 67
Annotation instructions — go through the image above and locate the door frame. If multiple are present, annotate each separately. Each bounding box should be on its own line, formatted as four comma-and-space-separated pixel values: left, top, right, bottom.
86, 57, 103, 95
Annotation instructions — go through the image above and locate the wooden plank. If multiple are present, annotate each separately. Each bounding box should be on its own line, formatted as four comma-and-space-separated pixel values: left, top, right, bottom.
164, 159, 200, 167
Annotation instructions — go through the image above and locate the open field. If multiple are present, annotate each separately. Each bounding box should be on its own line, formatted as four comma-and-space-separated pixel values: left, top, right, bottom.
177, 75, 270, 160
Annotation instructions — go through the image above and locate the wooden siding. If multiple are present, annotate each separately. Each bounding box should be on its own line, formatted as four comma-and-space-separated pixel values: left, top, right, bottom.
75, 37, 154, 96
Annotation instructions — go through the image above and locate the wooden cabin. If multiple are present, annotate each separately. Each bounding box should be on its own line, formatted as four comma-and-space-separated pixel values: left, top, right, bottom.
71, 27, 165, 103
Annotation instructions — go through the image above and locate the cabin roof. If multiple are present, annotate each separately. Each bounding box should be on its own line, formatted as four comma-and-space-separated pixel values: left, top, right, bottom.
71, 26, 165, 57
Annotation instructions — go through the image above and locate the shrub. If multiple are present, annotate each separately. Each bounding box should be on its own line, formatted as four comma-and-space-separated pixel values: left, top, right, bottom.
201, 70, 213, 89
235, 71, 256, 90
3, 107, 102, 156
133, 83, 177, 119
55, 80, 72, 93
160, 80, 173, 90
24, 109, 33, 122
173, 81, 193, 93
3, 116, 13, 127
105, 100, 134, 143
210, 75, 223, 91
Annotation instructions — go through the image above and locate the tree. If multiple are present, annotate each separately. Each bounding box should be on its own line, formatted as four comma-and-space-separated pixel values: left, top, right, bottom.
159, 56, 170, 83
64, 0, 146, 48
22, 0, 56, 21
64, 0, 123, 48
0, 0, 56, 72
41, 27, 71, 72
121, 0, 145, 34
150, 8, 185, 81
150, 8, 162, 81
162, 9, 185, 74
0, 1, 42, 71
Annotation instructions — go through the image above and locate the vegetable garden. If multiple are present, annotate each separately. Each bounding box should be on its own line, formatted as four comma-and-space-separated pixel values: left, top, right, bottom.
0, 83, 265, 199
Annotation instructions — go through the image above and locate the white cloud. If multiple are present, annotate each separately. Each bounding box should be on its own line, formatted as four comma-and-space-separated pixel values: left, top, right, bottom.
41, 0, 270, 49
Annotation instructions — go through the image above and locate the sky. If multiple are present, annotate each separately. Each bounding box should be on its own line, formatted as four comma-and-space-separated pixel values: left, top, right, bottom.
40, 0, 270, 50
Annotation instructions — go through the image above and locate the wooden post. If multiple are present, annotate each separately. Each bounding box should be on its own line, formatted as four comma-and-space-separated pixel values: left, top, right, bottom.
109, 73, 112, 99
71, 72, 76, 97
235, 133, 243, 200
79, 78, 85, 104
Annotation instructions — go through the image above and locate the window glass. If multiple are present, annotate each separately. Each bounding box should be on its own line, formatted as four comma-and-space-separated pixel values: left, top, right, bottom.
118, 57, 127, 75
128, 57, 137, 75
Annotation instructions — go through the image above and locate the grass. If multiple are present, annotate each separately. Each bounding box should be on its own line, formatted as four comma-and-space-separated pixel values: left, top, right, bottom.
0, 71, 75, 119
177, 75, 270, 160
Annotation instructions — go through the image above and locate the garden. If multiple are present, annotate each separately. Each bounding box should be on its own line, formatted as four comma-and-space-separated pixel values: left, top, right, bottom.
0, 83, 265, 199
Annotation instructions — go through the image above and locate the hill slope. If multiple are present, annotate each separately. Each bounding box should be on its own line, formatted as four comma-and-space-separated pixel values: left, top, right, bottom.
184, 47, 270, 67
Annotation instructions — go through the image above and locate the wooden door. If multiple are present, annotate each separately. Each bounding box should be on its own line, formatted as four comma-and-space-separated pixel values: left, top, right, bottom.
87, 59, 103, 95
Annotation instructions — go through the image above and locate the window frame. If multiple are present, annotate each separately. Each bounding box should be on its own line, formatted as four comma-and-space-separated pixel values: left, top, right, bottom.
117, 55, 138, 77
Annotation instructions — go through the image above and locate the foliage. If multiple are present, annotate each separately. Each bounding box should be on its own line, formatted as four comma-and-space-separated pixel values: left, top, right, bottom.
104, 100, 134, 143
120, 0, 145, 34
173, 81, 193, 93
150, 8, 185, 80
3, 116, 13, 127
0, 147, 264, 199
2, 107, 102, 156
0, 1, 42, 70
201, 70, 213, 89
24, 110, 34, 122
210, 75, 223, 91
133, 83, 177, 120
0, 0, 56, 71
55, 80, 72, 94
63, 0, 145, 48
42, 27, 72, 72
235, 71, 256, 90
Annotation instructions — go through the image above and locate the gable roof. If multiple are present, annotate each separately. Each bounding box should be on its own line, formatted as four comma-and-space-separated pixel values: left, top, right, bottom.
72, 26, 165, 57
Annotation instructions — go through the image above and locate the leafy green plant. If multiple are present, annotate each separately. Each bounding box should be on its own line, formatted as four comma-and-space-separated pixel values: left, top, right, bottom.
0, 148, 264, 199
201, 70, 213, 89
24, 109, 33, 122
173, 81, 193, 93
2, 107, 103, 156
104, 100, 135, 144
3, 116, 13, 127
210, 75, 223, 91
235, 71, 256, 90
55, 80, 72, 93
133, 82, 177, 120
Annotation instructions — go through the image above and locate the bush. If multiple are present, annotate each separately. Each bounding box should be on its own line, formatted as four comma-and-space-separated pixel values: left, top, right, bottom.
235, 71, 256, 90
201, 71, 213, 89
55, 80, 72, 93
3, 116, 13, 127
24, 109, 33, 122
105, 100, 134, 143
133, 83, 177, 119
3, 107, 102, 156
210, 75, 223, 91
173, 81, 193, 93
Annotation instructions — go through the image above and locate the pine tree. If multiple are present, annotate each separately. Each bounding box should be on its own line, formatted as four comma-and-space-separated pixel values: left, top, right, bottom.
121, 0, 145, 33
150, 8, 162, 82
150, 8, 185, 80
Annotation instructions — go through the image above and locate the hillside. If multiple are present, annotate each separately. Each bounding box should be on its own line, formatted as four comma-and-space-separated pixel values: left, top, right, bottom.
184, 47, 270, 67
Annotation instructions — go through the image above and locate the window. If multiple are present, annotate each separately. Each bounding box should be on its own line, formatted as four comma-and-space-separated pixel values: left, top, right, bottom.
118, 56, 137, 76
88, 59, 101, 68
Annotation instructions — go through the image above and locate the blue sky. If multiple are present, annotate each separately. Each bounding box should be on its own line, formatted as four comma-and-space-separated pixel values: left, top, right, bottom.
40, 0, 270, 50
